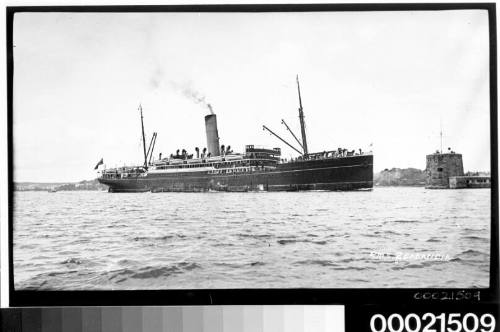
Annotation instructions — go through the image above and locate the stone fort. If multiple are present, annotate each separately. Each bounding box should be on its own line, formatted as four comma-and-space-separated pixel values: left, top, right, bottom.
425, 152, 464, 189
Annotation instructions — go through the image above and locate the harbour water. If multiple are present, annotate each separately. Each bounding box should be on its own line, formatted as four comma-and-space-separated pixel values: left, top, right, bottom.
14, 187, 490, 290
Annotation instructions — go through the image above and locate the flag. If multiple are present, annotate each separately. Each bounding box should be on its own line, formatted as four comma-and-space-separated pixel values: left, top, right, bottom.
94, 158, 104, 170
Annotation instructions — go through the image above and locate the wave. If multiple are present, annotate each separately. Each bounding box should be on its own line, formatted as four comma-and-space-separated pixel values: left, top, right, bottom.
212, 242, 236, 247
380, 230, 411, 237
295, 259, 338, 267
339, 257, 356, 263
361, 233, 379, 238
334, 266, 372, 271
214, 262, 246, 268
58, 250, 78, 256
106, 224, 128, 228
461, 227, 485, 232
32, 255, 51, 260
455, 250, 489, 264
117, 259, 141, 266
250, 261, 265, 266
327, 233, 350, 238
296, 260, 372, 271
132, 234, 186, 241
277, 235, 297, 239
47, 270, 79, 277
462, 235, 488, 241
390, 219, 420, 223
108, 262, 201, 283
69, 238, 90, 245
346, 278, 370, 283
391, 259, 450, 270
426, 237, 442, 243
277, 239, 327, 245
237, 233, 272, 239
460, 249, 488, 256
60, 258, 84, 265
277, 239, 296, 245
18, 244, 37, 250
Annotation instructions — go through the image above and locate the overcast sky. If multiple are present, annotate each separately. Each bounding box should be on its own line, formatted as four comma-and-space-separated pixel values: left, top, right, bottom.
13, 10, 490, 182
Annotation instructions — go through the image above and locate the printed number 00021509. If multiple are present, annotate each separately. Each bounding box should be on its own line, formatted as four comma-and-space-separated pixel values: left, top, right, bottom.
370, 313, 496, 332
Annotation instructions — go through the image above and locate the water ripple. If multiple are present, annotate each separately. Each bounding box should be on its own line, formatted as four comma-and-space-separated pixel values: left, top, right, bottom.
13, 188, 491, 289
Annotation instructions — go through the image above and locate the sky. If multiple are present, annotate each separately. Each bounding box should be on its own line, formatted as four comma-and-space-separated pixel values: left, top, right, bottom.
12, 10, 491, 182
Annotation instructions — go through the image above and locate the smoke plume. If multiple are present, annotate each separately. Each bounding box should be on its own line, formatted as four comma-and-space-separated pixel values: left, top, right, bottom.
149, 66, 164, 90
170, 81, 214, 114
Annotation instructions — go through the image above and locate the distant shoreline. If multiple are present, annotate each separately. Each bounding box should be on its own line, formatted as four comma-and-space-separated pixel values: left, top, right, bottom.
14, 179, 107, 192
14, 167, 490, 191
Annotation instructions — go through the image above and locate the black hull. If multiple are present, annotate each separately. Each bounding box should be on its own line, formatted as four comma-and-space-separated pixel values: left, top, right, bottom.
99, 155, 373, 193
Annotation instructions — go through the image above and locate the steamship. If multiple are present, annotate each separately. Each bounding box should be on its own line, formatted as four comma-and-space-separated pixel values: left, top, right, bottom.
97, 77, 373, 192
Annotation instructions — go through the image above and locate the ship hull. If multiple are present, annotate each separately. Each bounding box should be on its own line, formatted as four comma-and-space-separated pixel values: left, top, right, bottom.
99, 155, 373, 193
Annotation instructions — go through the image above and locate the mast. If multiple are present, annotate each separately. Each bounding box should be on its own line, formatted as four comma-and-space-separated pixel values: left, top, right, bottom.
296, 75, 308, 155
139, 104, 148, 168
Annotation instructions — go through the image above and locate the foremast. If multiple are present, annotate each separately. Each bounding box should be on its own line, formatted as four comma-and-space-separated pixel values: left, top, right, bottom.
139, 104, 148, 169
296, 75, 308, 156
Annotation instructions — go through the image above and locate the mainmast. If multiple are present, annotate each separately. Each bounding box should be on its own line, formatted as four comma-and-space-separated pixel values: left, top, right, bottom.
296, 75, 309, 155
139, 104, 148, 168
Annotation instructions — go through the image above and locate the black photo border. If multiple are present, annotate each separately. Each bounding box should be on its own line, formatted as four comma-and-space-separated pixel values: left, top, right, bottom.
6, 3, 499, 309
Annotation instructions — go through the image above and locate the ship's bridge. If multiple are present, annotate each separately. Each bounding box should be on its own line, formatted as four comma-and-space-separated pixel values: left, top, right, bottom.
245, 145, 281, 161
